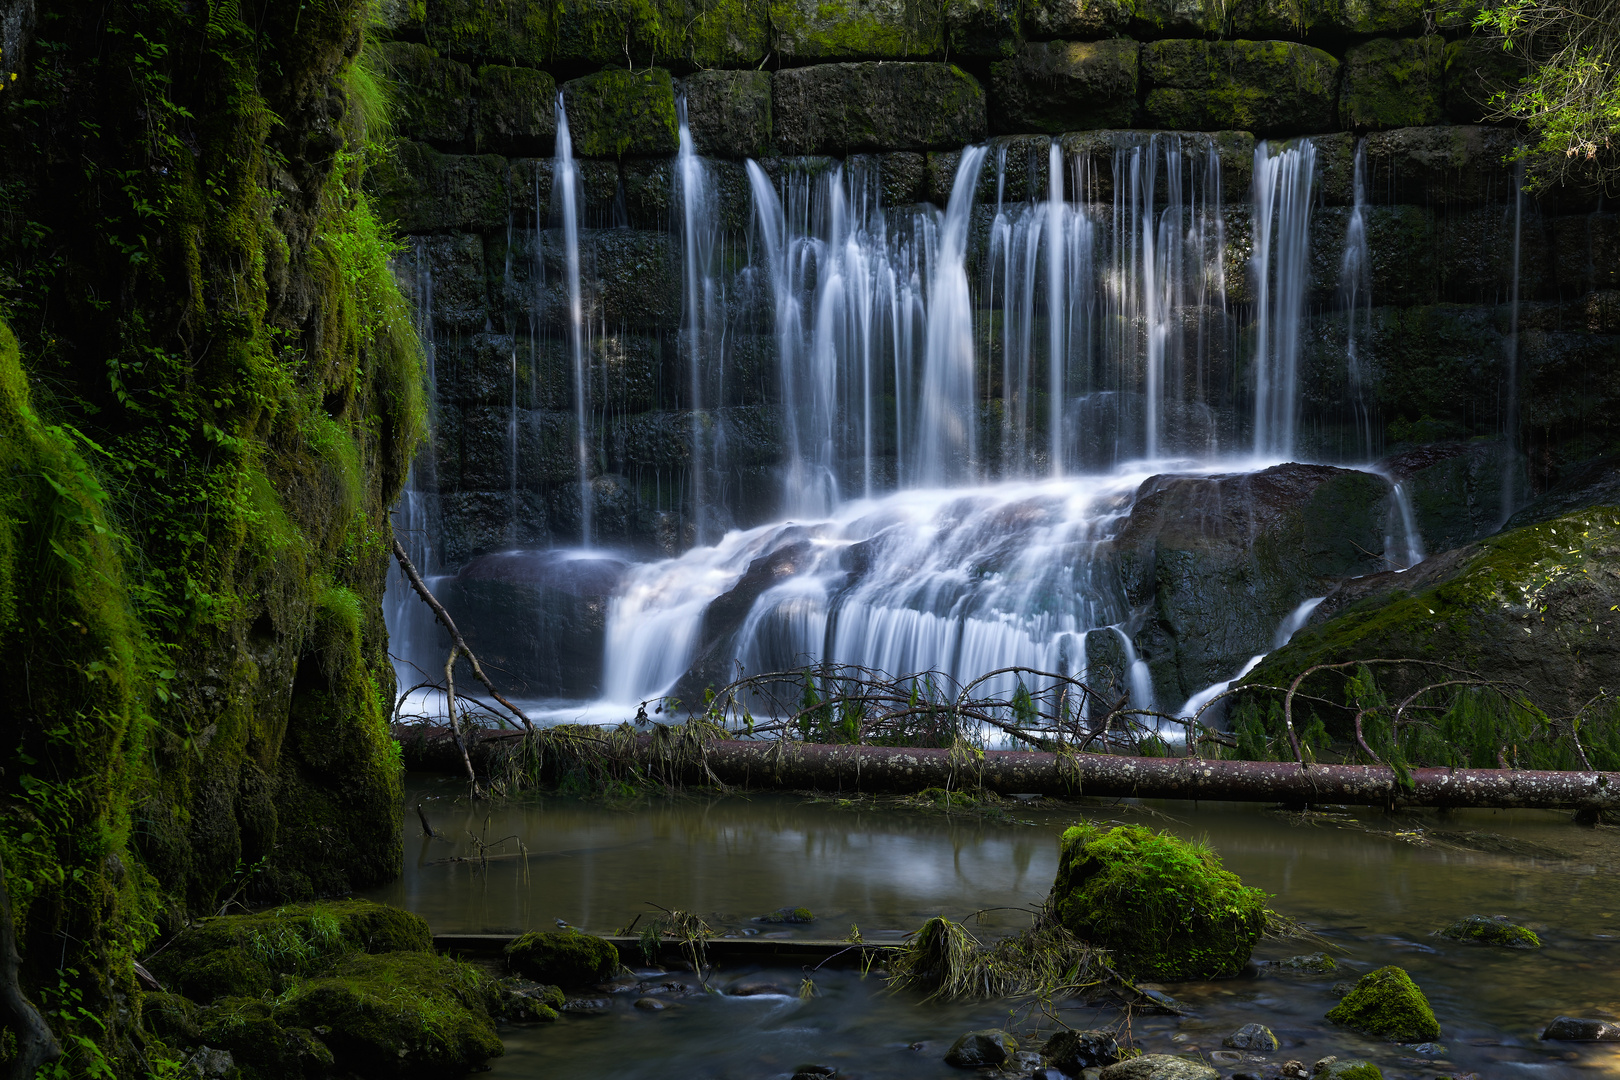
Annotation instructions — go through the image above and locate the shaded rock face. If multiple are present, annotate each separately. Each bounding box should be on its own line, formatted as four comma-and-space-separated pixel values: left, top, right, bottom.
773, 63, 988, 155
438, 550, 630, 698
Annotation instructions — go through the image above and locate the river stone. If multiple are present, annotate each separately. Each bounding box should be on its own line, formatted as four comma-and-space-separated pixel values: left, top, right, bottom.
1313, 1060, 1383, 1080
988, 40, 1139, 134
561, 68, 678, 158
1339, 37, 1444, 130
506, 930, 620, 986
1099, 1054, 1219, 1080
475, 64, 556, 155
1542, 1016, 1620, 1041
1224, 1023, 1280, 1050
944, 1029, 1017, 1067
1325, 965, 1441, 1042
1140, 39, 1338, 135
774, 63, 987, 155
1438, 914, 1542, 949
1258, 951, 1338, 974
680, 70, 771, 159
1041, 1028, 1121, 1071
377, 41, 474, 145
1051, 823, 1266, 980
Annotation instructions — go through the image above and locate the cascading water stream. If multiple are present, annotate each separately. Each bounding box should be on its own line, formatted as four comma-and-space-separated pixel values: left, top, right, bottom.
1251, 139, 1316, 458
553, 91, 592, 546
1341, 139, 1376, 460
676, 98, 723, 543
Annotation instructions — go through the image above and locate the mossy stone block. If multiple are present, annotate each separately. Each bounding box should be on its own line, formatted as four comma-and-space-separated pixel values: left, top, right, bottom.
1336, 0, 1428, 33
1134, 0, 1225, 34
1443, 36, 1526, 124
774, 62, 986, 155
1049, 822, 1267, 980
506, 929, 621, 985
1439, 914, 1542, 949
374, 0, 428, 35
198, 998, 336, 1079
1326, 965, 1441, 1041
562, 68, 679, 157
275, 952, 504, 1077
681, 70, 773, 159
1364, 125, 1518, 206
1141, 39, 1339, 135
989, 39, 1139, 134
371, 141, 510, 233
771, 0, 945, 60
1023, 0, 1132, 38
427, 0, 557, 65
945, 0, 1021, 59
377, 41, 474, 144
476, 64, 557, 154
683, 0, 772, 66
1340, 37, 1444, 130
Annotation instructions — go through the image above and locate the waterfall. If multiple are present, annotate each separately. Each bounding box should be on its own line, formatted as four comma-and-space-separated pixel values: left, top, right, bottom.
1385, 481, 1426, 570
554, 91, 592, 546
1250, 139, 1316, 458
1341, 139, 1375, 460
676, 98, 724, 543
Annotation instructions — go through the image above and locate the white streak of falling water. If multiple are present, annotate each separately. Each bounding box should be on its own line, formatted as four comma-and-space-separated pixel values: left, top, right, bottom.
1385, 481, 1426, 570
1112, 626, 1155, 712
676, 98, 718, 542
1341, 139, 1375, 459
1045, 139, 1067, 475
554, 91, 592, 546
917, 146, 989, 485
1251, 139, 1316, 458
1178, 594, 1325, 718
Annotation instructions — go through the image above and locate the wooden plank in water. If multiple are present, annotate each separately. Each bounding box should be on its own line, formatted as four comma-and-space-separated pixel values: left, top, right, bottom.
434, 932, 899, 968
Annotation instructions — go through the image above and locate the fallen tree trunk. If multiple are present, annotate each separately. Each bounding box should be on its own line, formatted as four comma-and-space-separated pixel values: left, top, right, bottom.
394, 725, 1620, 811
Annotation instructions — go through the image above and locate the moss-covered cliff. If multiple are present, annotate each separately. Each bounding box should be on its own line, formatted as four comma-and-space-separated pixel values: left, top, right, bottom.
0, 1, 422, 1072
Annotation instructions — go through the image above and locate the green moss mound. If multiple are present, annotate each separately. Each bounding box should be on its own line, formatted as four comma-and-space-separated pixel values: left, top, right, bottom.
1050, 823, 1267, 981
274, 951, 504, 1077
197, 997, 336, 1080
506, 929, 620, 985
1314, 1060, 1384, 1080
1325, 965, 1441, 1041
1439, 914, 1542, 949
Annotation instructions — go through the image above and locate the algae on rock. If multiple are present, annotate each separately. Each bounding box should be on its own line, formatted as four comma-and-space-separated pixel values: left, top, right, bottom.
1325, 964, 1441, 1041
1439, 914, 1542, 949
506, 929, 622, 985
1050, 823, 1267, 981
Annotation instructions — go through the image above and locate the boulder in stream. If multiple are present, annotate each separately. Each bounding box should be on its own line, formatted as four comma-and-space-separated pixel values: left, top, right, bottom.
1541, 1016, 1620, 1041
1040, 1027, 1121, 1073
1098, 1054, 1219, 1080
944, 1029, 1018, 1067
1438, 914, 1542, 949
505, 929, 621, 986
1050, 822, 1266, 980
1223, 1022, 1280, 1050
1257, 951, 1338, 975
1325, 965, 1441, 1041
1312, 1059, 1384, 1080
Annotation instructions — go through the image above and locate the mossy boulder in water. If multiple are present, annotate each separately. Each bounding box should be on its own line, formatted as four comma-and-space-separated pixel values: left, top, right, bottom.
1313, 1060, 1384, 1080
1325, 965, 1441, 1041
1439, 914, 1542, 949
274, 951, 505, 1077
1041, 1028, 1121, 1071
943, 1029, 1017, 1067
506, 929, 620, 985
1050, 823, 1267, 981
1099, 1054, 1219, 1080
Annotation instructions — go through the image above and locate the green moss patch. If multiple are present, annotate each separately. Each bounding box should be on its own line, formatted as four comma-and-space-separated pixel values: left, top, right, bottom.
1325, 965, 1441, 1041
1050, 823, 1267, 981
506, 929, 621, 985
560, 68, 678, 158
274, 951, 504, 1077
1439, 914, 1542, 949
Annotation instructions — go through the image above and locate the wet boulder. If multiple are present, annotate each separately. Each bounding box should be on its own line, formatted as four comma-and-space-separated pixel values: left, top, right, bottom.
1049, 823, 1266, 981
1256, 951, 1337, 975
944, 1029, 1017, 1067
506, 929, 621, 986
1313, 1060, 1383, 1080
1438, 914, 1542, 949
1325, 965, 1441, 1041
274, 952, 505, 1077
1542, 1016, 1620, 1041
1099, 1054, 1219, 1080
1223, 1022, 1280, 1050
1040, 1028, 1121, 1072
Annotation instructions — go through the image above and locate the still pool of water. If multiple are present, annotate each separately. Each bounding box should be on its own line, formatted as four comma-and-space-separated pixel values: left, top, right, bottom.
363, 775, 1620, 1078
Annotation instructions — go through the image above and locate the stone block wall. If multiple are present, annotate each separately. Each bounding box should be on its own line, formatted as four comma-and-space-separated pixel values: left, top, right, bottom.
370, 1, 1618, 567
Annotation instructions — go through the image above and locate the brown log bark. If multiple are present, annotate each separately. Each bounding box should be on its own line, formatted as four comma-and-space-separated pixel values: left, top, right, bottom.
395, 724, 1620, 811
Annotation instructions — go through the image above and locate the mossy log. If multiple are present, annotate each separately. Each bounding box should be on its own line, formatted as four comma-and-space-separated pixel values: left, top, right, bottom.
397, 725, 1620, 810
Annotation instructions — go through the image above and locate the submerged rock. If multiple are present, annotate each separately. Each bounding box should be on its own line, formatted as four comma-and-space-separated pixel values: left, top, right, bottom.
1325, 965, 1441, 1042
1050, 822, 1267, 980
1438, 914, 1542, 949
1223, 1022, 1280, 1050
1542, 1016, 1620, 1041
1257, 951, 1338, 975
944, 1029, 1017, 1068
1040, 1028, 1121, 1073
1098, 1054, 1219, 1080
505, 929, 620, 986
1313, 1059, 1383, 1080
754, 907, 817, 924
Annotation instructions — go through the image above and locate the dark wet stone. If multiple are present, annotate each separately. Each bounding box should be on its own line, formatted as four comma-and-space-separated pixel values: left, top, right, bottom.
561, 997, 611, 1014
633, 997, 668, 1011
1224, 1023, 1280, 1051
1257, 952, 1337, 975
1542, 1016, 1620, 1041
1098, 1054, 1219, 1080
944, 1029, 1017, 1068
791, 1066, 838, 1080
1438, 914, 1542, 949
726, 980, 789, 997
1041, 1027, 1121, 1072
